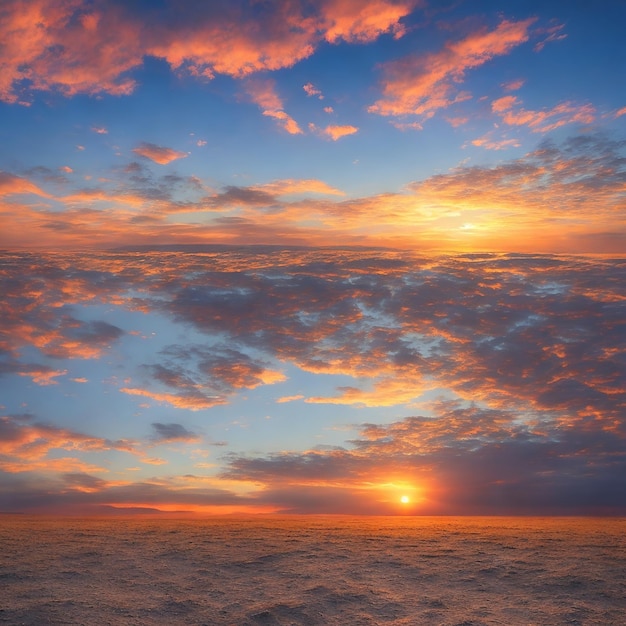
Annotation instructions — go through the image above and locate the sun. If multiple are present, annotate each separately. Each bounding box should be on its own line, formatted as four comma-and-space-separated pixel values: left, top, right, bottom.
400, 495, 410, 504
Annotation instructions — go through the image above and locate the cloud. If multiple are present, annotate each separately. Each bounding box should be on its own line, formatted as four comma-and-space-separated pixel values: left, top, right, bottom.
120, 387, 226, 411
502, 78, 525, 91
0, 0, 139, 103
0, 134, 624, 252
303, 82, 323, 99
91, 126, 108, 134
246, 78, 303, 135
276, 394, 305, 403
257, 179, 345, 197
534, 22, 567, 52
470, 133, 521, 150
222, 401, 626, 514
1, 248, 626, 513
0, 413, 137, 473
18, 364, 68, 386
492, 95, 595, 133
151, 422, 200, 444
324, 125, 359, 140
0, 0, 415, 104
0, 470, 258, 514
132, 142, 188, 165
0, 172, 49, 197
320, 0, 417, 44
369, 18, 535, 120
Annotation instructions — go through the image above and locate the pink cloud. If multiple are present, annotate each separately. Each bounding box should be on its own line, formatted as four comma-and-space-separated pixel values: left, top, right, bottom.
324, 124, 359, 140
534, 22, 567, 52
368, 18, 535, 119
303, 82, 323, 99
132, 142, 188, 165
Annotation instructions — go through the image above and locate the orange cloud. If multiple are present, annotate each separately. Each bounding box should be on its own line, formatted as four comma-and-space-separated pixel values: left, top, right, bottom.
246, 78, 303, 135
258, 179, 344, 197
19, 367, 67, 386
276, 394, 305, 403
324, 124, 359, 140
0, 0, 414, 104
320, 0, 417, 43
0, 414, 136, 472
263, 110, 303, 135
120, 387, 227, 411
132, 142, 188, 165
0, 0, 139, 103
492, 95, 595, 132
369, 18, 535, 120
0, 172, 49, 197
471, 133, 521, 150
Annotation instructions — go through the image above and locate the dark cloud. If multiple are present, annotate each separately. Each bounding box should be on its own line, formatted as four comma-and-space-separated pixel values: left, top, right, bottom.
151, 422, 199, 443
0, 473, 250, 514
223, 403, 626, 515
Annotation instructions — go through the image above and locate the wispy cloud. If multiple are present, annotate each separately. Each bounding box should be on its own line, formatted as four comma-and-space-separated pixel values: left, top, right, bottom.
0, 414, 136, 473
492, 95, 595, 133
470, 133, 521, 150
246, 78, 303, 134
368, 18, 535, 121
303, 82, 323, 99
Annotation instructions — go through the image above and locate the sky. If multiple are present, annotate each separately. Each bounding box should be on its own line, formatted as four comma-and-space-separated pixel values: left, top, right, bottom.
1, 0, 625, 516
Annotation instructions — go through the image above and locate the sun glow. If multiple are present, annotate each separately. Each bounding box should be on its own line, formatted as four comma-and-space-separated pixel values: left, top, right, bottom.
400, 495, 410, 504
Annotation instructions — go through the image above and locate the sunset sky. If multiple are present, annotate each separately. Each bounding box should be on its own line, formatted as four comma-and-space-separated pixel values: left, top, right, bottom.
1, 0, 625, 515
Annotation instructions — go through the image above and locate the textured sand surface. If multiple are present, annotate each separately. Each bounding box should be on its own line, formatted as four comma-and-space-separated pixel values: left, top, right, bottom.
1, 516, 624, 625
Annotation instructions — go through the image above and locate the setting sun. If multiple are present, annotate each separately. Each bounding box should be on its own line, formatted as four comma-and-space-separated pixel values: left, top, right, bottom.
400, 495, 410, 504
